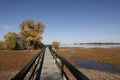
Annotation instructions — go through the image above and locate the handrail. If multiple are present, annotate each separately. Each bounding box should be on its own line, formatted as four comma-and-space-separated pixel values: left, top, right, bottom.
11, 47, 46, 80
35, 48, 45, 80
49, 46, 89, 80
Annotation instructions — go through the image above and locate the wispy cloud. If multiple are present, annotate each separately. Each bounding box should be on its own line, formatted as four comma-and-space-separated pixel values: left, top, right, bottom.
0, 24, 14, 40
0, 24, 13, 30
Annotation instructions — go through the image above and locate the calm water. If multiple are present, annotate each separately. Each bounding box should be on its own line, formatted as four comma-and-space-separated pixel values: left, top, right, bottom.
76, 60, 120, 74
60, 44, 120, 48
62, 44, 120, 73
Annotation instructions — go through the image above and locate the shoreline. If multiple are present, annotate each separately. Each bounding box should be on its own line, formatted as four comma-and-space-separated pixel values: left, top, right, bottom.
56, 47, 120, 80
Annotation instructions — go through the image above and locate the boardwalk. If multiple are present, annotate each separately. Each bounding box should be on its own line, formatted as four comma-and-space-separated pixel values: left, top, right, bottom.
40, 48, 63, 80
11, 47, 89, 80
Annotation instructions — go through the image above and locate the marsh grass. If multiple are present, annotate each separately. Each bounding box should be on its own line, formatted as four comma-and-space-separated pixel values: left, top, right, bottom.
0, 50, 39, 80
56, 48, 120, 66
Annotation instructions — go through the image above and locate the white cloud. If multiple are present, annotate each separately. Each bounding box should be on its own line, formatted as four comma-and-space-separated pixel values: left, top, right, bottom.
0, 24, 13, 30
0, 24, 17, 40
2, 26, 12, 30
0, 24, 13, 40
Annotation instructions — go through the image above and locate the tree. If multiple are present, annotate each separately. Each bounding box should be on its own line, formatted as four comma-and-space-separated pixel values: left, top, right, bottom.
0, 41, 5, 50
0, 20, 45, 50
4, 32, 18, 50
19, 20, 45, 49
52, 41, 60, 49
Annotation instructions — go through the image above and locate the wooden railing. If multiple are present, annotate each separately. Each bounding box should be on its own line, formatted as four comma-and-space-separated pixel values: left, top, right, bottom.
11, 45, 89, 80
11, 47, 46, 80
49, 46, 89, 80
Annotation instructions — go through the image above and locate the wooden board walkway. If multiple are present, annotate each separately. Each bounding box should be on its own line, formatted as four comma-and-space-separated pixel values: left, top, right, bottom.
40, 48, 63, 80
11, 47, 89, 80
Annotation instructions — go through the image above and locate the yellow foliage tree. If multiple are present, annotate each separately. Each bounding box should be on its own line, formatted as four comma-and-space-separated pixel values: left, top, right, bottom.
19, 20, 45, 49
4, 32, 18, 50
0, 20, 45, 50
52, 41, 60, 49
0, 41, 5, 49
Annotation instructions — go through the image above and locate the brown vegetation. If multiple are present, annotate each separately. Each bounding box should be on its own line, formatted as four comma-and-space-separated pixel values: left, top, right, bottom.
56, 48, 120, 66
0, 50, 39, 80
56, 48, 120, 80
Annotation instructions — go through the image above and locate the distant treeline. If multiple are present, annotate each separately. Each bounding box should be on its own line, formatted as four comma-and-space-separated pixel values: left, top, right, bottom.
74, 42, 120, 45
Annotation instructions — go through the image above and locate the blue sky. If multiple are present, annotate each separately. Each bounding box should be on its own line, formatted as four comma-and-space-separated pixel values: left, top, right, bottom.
0, 0, 120, 44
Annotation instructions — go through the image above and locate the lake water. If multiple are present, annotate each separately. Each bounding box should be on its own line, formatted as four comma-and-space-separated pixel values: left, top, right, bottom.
61, 44, 120, 73
60, 44, 120, 48
76, 60, 120, 74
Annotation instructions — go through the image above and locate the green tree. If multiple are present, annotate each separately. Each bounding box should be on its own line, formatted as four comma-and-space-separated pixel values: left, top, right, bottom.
52, 41, 60, 49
